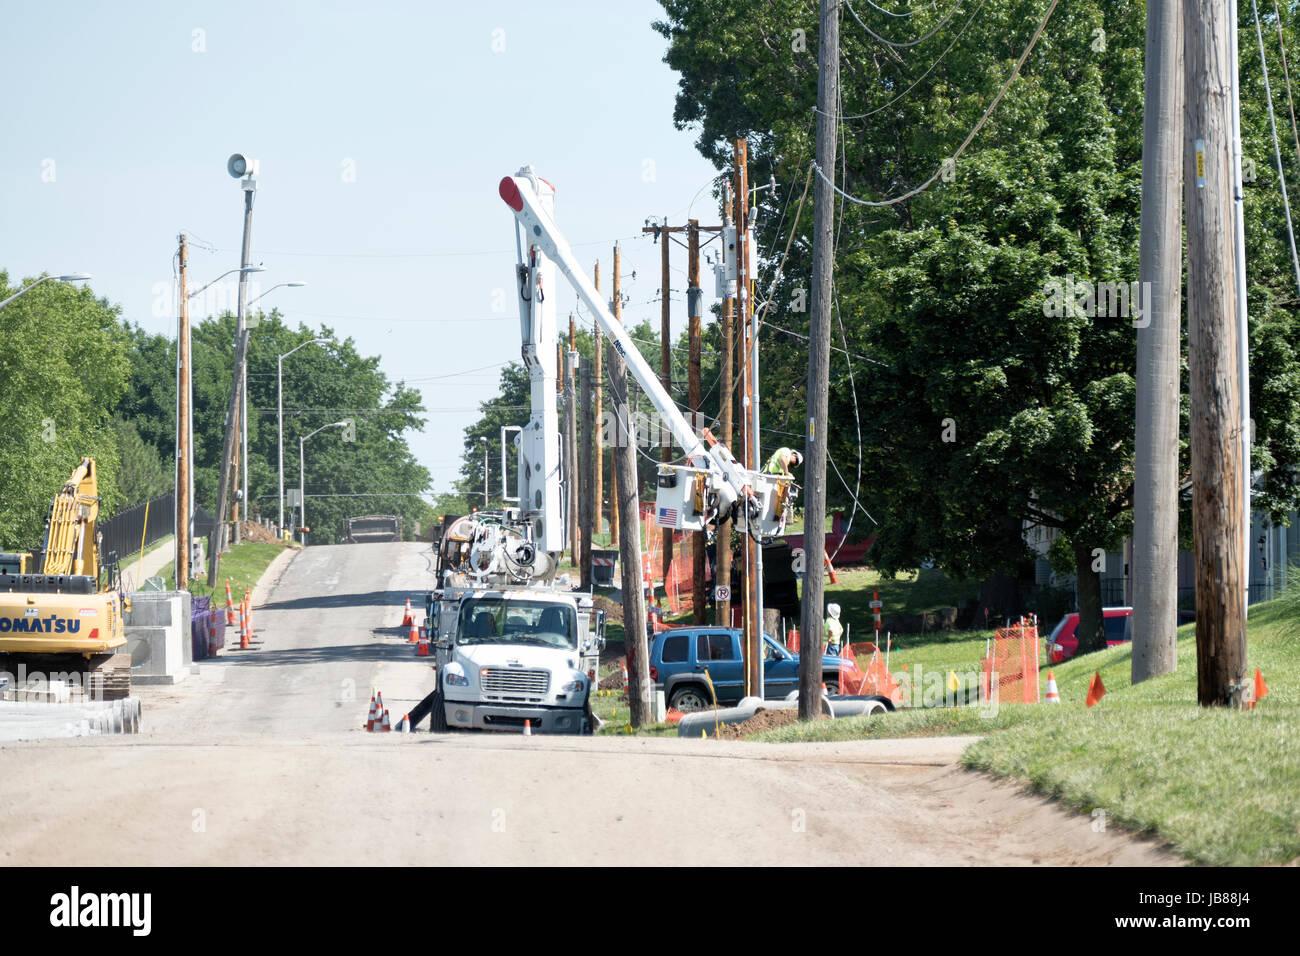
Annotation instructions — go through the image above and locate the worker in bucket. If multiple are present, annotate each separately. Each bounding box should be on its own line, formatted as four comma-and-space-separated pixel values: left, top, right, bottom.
763, 446, 803, 477
824, 603, 844, 657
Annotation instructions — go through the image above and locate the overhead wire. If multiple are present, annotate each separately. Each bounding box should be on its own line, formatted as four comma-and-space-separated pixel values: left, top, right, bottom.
1254, 0, 1300, 295
843, 0, 963, 48
813, 0, 1060, 208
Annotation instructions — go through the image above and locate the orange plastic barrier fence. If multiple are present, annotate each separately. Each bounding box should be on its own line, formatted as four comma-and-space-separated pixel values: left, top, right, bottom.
979, 620, 1040, 704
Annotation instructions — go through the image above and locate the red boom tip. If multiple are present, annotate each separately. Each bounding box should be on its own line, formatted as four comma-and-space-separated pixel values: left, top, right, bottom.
499, 176, 523, 212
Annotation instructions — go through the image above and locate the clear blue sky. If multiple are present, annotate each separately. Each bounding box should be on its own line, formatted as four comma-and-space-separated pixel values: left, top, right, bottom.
0, 0, 723, 496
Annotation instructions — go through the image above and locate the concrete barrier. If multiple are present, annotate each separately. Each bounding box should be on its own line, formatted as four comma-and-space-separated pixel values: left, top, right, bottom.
125, 591, 191, 685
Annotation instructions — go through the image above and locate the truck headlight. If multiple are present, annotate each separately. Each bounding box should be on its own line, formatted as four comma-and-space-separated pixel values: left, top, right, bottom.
562, 679, 585, 694
447, 673, 469, 687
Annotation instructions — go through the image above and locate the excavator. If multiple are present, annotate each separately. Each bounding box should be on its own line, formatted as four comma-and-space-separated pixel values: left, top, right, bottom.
0, 457, 132, 700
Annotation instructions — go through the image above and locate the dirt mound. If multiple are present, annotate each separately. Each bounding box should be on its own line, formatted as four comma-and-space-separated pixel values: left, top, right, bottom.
592, 593, 623, 627
239, 521, 282, 544
715, 708, 828, 740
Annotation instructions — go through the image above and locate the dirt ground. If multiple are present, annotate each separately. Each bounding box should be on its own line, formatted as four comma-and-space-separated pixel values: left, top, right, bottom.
716, 708, 828, 739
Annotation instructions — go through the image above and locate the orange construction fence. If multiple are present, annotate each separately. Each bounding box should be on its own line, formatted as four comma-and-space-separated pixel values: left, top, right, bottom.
639, 502, 709, 617
979, 619, 1040, 705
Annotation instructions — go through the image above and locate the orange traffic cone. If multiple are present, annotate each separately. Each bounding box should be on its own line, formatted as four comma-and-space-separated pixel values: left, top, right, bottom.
1045, 670, 1060, 703
397, 713, 411, 733
379, 709, 392, 732
621, 659, 629, 687
523, 718, 532, 736
245, 598, 254, 636
366, 696, 378, 731
225, 580, 234, 626
1086, 671, 1106, 708
408, 621, 419, 644
417, 628, 430, 657
239, 600, 250, 650
401, 599, 413, 628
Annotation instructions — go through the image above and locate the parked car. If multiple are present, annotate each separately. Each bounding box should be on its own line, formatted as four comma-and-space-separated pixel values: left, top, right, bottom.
1048, 606, 1197, 663
649, 626, 865, 712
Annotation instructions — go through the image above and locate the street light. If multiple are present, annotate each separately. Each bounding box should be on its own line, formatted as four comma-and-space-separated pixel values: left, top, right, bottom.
187, 265, 266, 301
279, 337, 333, 535
481, 437, 489, 507
299, 420, 348, 546
0, 273, 91, 311
240, 280, 305, 525
245, 281, 307, 329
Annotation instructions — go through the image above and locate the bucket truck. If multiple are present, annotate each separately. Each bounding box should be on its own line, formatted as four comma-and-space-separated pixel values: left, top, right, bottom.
417, 166, 793, 735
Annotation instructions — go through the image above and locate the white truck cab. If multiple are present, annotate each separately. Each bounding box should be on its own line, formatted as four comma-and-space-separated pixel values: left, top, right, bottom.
427, 581, 604, 734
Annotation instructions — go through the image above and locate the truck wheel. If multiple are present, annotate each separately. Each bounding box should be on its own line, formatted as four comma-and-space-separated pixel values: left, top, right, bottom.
823, 680, 840, 696
669, 685, 712, 713
429, 689, 448, 732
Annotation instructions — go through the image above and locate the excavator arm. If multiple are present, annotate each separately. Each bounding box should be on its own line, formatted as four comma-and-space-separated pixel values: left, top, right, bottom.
40, 457, 101, 578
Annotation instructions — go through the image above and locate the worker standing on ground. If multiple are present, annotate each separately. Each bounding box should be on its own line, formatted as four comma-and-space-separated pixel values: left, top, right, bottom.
763, 446, 803, 477
824, 603, 843, 657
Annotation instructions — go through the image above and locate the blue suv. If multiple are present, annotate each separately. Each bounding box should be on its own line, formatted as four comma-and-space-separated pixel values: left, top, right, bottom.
648, 626, 865, 712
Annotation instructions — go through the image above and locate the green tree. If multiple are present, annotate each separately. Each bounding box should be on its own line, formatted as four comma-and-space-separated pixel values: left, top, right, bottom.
0, 273, 130, 548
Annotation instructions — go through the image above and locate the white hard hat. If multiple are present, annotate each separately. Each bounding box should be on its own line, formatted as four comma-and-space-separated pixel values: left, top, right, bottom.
827, 603, 840, 618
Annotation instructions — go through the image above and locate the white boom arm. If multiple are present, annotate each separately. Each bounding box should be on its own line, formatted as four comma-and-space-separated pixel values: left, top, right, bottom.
500, 166, 790, 537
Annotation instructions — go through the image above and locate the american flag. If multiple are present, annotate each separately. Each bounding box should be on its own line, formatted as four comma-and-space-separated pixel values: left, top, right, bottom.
657, 506, 679, 527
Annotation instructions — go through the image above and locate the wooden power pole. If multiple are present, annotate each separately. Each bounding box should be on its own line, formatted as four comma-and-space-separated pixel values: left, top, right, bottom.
611, 243, 622, 549
579, 363, 595, 589
593, 261, 604, 541
1185, 0, 1248, 706
608, 328, 650, 725
566, 316, 579, 568
176, 233, 191, 591
659, 223, 674, 589
717, 187, 735, 629
688, 219, 706, 624
735, 138, 762, 700
1133, 0, 1184, 684
798, 0, 839, 719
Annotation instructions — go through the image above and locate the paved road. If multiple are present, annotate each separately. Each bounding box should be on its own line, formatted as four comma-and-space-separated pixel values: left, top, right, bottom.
0, 543, 1179, 866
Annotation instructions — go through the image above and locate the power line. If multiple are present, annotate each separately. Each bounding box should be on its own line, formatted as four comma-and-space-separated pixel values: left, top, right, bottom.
814, 0, 1060, 208
843, 0, 963, 48
832, 0, 988, 120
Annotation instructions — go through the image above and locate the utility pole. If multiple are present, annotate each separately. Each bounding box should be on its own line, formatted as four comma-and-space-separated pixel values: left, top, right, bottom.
688, 219, 706, 624
208, 174, 257, 585
735, 138, 763, 700
594, 261, 604, 541
1133, 0, 1184, 684
717, 187, 735, 629
176, 234, 191, 590
579, 363, 595, 589
659, 221, 674, 589
608, 322, 650, 725
798, 0, 839, 719
566, 316, 580, 567
611, 243, 622, 549
1185, 0, 1248, 706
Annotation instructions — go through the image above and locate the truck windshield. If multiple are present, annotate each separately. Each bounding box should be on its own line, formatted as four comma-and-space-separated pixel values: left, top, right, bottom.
458, 598, 577, 650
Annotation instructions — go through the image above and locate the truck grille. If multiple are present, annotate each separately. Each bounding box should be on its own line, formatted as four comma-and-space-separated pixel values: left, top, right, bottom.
480, 668, 550, 700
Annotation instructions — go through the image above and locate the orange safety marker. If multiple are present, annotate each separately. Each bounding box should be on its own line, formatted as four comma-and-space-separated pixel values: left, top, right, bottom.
417, 628, 430, 657
239, 598, 250, 650
523, 719, 532, 737
366, 696, 378, 731
408, 621, 419, 644
1085, 671, 1106, 708
379, 709, 392, 732
225, 580, 235, 625
824, 553, 839, 584
401, 599, 414, 628
1251, 668, 1269, 710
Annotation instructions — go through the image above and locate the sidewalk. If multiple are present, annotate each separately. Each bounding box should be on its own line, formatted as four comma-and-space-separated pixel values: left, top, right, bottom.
119, 537, 177, 592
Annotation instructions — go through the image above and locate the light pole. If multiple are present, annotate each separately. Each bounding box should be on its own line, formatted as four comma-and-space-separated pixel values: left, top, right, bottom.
241, 281, 306, 525
279, 336, 331, 535
187, 265, 266, 304
300, 421, 348, 546
0, 273, 91, 310
481, 437, 489, 508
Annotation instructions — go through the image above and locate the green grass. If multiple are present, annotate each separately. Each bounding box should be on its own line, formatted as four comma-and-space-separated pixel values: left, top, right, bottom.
750, 594, 1300, 866
826, 566, 979, 623
156, 541, 294, 600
